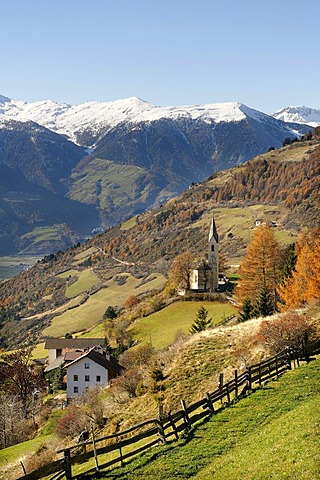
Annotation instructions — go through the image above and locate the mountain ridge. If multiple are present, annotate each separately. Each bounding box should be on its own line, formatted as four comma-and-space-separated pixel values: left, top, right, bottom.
0, 94, 313, 145
0, 94, 314, 256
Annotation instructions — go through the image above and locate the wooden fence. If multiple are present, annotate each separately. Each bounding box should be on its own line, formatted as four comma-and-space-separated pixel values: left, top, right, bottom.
18, 348, 306, 480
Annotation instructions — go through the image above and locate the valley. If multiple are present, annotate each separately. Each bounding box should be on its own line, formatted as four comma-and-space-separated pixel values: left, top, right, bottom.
0, 94, 313, 256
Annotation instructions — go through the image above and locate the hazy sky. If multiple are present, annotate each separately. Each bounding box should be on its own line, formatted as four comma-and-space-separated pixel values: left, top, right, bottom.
1, 0, 319, 113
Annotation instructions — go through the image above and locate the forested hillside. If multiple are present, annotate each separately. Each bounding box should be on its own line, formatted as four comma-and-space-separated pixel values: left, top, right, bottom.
0, 137, 319, 348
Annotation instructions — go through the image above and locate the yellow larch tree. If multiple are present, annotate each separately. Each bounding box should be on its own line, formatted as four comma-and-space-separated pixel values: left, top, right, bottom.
236, 225, 282, 308
279, 227, 320, 308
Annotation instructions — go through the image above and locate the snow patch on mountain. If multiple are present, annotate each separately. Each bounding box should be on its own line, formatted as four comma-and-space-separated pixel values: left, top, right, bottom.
273, 106, 320, 127
0, 93, 312, 146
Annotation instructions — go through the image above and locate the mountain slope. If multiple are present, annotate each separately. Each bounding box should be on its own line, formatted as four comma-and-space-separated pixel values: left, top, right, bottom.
0, 95, 313, 255
0, 119, 99, 253
0, 138, 319, 348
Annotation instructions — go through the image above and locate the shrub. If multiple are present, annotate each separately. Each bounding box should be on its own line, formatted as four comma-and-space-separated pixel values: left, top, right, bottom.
257, 312, 314, 353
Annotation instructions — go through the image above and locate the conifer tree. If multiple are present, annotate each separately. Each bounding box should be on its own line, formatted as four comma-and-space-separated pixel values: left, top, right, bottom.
253, 286, 275, 317
190, 306, 213, 333
238, 298, 254, 322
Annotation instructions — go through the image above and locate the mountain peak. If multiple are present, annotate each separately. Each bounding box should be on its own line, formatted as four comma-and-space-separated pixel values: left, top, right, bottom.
0, 94, 11, 104
273, 105, 320, 127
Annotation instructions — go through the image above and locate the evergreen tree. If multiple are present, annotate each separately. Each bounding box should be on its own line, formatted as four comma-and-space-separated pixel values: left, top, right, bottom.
280, 243, 297, 281
103, 305, 117, 320
190, 306, 213, 333
150, 364, 165, 405
238, 298, 254, 322
253, 286, 275, 317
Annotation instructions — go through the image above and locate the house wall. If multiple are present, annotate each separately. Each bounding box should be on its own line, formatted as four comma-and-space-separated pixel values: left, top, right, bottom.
66, 357, 109, 399
48, 348, 65, 364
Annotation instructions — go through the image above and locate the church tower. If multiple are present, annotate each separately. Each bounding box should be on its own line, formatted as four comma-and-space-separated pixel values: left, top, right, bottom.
208, 216, 219, 290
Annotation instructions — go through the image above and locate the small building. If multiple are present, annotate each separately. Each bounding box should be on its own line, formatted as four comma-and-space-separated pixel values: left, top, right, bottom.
65, 346, 123, 400
44, 338, 123, 399
45, 338, 105, 367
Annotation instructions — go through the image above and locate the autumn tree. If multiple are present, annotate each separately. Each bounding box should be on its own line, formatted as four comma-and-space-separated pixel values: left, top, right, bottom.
169, 251, 194, 290
236, 226, 282, 311
0, 348, 44, 419
279, 227, 320, 308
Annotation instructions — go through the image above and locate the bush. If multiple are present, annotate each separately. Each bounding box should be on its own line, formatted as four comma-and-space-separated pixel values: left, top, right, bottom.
257, 312, 314, 353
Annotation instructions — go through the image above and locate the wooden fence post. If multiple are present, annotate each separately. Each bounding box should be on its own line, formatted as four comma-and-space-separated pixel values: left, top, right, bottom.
158, 404, 166, 444
205, 393, 214, 413
168, 411, 179, 440
246, 367, 252, 391
117, 437, 124, 467
286, 347, 292, 370
234, 370, 238, 400
180, 399, 191, 432
226, 383, 231, 403
90, 421, 99, 472
218, 373, 224, 404
275, 356, 279, 376
258, 364, 262, 386
63, 449, 72, 480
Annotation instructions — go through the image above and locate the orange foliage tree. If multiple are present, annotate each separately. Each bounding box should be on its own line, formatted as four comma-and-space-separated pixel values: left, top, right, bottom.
279, 227, 320, 309
169, 251, 194, 290
236, 225, 282, 309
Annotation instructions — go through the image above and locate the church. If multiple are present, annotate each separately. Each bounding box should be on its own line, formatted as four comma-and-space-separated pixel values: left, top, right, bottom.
190, 217, 219, 292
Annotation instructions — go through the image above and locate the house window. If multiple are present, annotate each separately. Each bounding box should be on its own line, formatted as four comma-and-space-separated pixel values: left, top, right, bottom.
56, 349, 62, 358
96, 375, 101, 382
74, 386, 78, 393
211, 245, 214, 252
84, 363, 90, 369
73, 375, 78, 382
85, 375, 90, 382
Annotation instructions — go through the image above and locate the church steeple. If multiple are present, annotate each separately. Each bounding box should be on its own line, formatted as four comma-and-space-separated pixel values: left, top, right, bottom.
208, 215, 219, 289
208, 216, 219, 243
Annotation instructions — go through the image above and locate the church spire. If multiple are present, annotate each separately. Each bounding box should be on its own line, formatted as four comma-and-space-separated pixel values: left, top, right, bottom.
208, 216, 218, 243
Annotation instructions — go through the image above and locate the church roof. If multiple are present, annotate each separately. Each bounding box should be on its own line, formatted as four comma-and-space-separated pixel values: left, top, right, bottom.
208, 217, 218, 243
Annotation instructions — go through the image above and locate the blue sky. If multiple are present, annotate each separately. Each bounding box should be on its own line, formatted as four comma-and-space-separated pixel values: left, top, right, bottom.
1, 0, 319, 113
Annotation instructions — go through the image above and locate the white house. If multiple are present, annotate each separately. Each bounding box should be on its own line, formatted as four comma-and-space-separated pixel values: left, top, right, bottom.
44, 337, 105, 369
65, 346, 123, 400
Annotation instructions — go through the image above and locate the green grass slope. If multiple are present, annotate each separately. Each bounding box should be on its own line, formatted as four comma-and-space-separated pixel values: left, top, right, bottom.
129, 301, 236, 349
99, 359, 320, 480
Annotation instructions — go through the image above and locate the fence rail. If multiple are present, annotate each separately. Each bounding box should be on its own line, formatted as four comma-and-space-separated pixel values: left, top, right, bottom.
18, 347, 311, 480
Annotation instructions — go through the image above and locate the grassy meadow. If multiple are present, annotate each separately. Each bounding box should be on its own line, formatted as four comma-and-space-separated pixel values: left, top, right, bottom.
42, 273, 166, 338
96, 358, 320, 480
58, 268, 101, 298
129, 301, 236, 349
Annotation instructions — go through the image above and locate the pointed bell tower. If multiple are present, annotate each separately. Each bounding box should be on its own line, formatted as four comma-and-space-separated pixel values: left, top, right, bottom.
208, 216, 219, 290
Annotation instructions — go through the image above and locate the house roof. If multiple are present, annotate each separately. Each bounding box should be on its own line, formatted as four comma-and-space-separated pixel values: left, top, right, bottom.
44, 338, 105, 350
64, 347, 123, 374
209, 217, 219, 243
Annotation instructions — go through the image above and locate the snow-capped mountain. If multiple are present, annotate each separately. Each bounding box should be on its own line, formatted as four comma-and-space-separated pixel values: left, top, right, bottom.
273, 106, 320, 128
0, 94, 310, 146
0, 93, 313, 256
